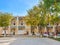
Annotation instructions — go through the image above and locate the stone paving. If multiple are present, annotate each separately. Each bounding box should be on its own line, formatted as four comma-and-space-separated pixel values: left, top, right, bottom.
0, 37, 60, 45
0, 37, 16, 45
10, 37, 60, 45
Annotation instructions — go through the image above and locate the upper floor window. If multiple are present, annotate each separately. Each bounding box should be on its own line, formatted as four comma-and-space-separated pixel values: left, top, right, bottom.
13, 22, 15, 25
21, 22, 23, 25
21, 21, 23, 25
12, 21, 16, 25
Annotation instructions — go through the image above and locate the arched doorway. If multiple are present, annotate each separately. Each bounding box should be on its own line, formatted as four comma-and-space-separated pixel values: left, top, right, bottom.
18, 26, 27, 35
11, 28, 16, 35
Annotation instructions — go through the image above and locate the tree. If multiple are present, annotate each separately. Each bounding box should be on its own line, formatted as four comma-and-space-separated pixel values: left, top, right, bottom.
0, 12, 13, 37
37, 2, 48, 36
25, 6, 40, 35
25, 0, 60, 37
43, 0, 60, 37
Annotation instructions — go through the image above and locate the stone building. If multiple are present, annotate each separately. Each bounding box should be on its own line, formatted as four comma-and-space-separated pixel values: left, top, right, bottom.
0, 16, 60, 36
0, 16, 32, 35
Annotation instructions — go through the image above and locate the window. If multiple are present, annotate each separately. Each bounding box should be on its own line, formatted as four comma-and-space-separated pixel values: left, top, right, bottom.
21, 21, 24, 25
13, 22, 15, 25
18, 26, 25, 30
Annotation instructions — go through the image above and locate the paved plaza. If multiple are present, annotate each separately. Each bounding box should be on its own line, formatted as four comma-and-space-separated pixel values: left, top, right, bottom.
0, 36, 60, 45
0, 37, 16, 45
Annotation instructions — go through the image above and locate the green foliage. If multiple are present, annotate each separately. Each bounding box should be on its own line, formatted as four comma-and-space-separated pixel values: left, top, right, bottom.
43, 0, 54, 8
25, 6, 40, 26
25, 0, 60, 28
56, 0, 60, 2
0, 12, 13, 27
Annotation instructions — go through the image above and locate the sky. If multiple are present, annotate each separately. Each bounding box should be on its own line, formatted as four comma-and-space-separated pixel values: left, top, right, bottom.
0, 0, 41, 16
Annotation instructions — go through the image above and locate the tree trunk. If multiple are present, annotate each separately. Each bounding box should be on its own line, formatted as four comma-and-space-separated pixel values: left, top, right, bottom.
31, 26, 35, 35
45, 27, 48, 37
45, 27, 47, 33
40, 27, 43, 37
31, 26, 33, 35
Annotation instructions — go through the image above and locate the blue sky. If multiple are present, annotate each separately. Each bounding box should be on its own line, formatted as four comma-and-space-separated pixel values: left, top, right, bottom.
0, 0, 41, 16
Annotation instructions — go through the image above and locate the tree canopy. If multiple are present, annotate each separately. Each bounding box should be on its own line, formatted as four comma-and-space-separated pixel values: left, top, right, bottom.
0, 12, 13, 27
25, 0, 60, 27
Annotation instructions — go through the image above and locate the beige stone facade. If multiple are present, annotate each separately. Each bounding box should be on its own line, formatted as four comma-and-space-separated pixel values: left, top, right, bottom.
0, 16, 60, 35
0, 16, 31, 35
